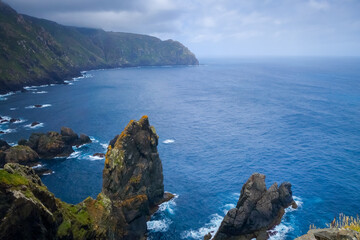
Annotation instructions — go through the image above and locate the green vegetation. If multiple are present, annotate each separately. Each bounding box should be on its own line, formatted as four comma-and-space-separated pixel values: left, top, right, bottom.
0, 169, 28, 186
57, 202, 93, 239
0, 1, 198, 93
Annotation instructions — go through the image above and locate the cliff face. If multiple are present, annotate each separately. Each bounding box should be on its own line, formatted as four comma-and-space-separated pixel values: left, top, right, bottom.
212, 173, 296, 240
0, 1, 199, 93
0, 116, 172, 240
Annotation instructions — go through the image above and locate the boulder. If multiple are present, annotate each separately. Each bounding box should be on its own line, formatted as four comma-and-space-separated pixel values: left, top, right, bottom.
0, 145, 39, 167
213, 173, 296, 240
60, 126, 78, 145
295, 228, 360, 240
37, 131, 73, 158
76, 133, 91, 145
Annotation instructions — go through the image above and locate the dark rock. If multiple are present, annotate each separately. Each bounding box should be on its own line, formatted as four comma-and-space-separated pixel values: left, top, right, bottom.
17, 139, 27, 146
33, 168, 54, 176
0, 145, 39, 168
76, 133, 91, 146
1, 119, 9, 123
60, 126, 78, 145
34, 104, 43, 108
36, 131, 73, 158
0, 163, 97, 240
108, 134, 119, 148
9, 118, 20, 123
93, 153, 105, 158
295, 228, 360, 240
0, 131, 4, 134
31, 121, 40, 126
0, 139, 10, 151
101, 115, 171, 239
204, 233, 212, 240
213, 173, 296, 240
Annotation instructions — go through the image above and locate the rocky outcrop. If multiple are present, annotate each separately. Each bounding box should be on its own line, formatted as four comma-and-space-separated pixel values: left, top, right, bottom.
0, 145, 39, 167
19, 127, 91, 159
213, 173, 296, 240
100, 115, 173, 239
0, 163, 98, 239
0, 116, 173, 239
295, 228, 360, 240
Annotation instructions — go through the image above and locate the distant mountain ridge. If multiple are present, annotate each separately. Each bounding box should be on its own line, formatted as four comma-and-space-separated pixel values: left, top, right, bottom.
0, 1, 199, 93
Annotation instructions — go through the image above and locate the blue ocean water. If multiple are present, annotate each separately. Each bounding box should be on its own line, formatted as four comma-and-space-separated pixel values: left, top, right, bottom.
0, 58, 359, 239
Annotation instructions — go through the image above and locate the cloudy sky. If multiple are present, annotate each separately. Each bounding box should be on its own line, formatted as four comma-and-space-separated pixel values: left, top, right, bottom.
5, 0, 360, 58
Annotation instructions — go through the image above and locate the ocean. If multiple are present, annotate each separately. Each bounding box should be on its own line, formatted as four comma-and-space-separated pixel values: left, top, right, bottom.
0, 57, 359, 239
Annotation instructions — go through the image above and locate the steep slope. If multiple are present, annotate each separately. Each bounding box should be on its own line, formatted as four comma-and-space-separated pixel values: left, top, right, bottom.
0, 1, 199, 93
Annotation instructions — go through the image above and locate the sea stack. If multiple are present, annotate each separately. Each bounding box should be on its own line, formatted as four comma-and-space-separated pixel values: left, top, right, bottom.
99, 115, 172, 239
212, 173, 296, 240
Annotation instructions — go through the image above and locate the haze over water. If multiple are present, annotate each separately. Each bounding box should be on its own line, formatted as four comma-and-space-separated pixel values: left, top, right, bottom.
0, 57, 359, 239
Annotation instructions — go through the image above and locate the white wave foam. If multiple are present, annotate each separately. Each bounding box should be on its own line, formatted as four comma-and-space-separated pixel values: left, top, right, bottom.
24, 123, 44, 129
32, 91, 48, 94
12, 119, 26, 124
32, 164, 43, 169
101, 143, 108, 150
181, 214, 223, 239
221, 204, 235, 214
50, 84, 57, 86
89, 137, 99, 143
24, 86, 38, 91
0, 116, 11, 124
87, 155, 104, 161
42, 171, 54, 176
268, 196, 303, 240
68, 151, 81, 159
10, 108, 17, 110
25, 104, 52, 109
0, 128, 16, 134
158, 194, 178, 215
0, 92, 15, 100
147, 219, 172, 232
163, 139, 175, 144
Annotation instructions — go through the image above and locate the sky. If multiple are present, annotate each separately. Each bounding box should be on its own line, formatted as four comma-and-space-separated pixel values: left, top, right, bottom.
5, 0, 360, 58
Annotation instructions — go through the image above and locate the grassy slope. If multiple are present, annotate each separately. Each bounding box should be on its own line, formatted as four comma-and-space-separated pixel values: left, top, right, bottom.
0, 1, 198, 93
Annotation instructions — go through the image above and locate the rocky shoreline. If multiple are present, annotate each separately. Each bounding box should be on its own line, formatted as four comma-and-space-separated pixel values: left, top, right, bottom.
0, 116, 358, 239
0, 126, 91, 174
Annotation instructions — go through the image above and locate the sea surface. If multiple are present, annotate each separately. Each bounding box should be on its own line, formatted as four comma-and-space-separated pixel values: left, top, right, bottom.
1, 57, 360, 239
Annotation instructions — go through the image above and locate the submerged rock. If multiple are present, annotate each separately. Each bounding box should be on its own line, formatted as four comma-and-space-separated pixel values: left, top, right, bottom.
31, 121, 40, 127
212, 173, 296, 240
295, 228, 360, 240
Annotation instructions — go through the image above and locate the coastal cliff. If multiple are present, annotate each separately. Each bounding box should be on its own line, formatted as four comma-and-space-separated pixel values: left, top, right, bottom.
0, 1, 199, 93
0, 116, 172, 239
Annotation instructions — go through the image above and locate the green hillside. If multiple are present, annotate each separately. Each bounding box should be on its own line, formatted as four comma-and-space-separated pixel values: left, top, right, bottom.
0, 1, 198, 93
